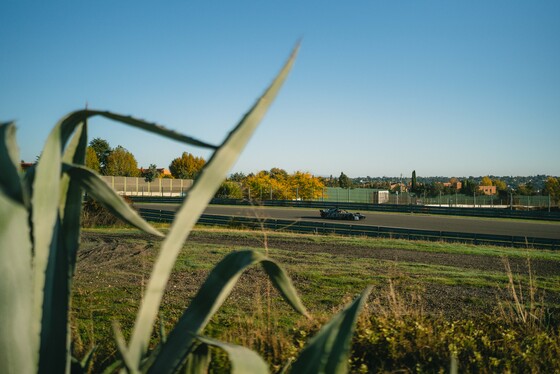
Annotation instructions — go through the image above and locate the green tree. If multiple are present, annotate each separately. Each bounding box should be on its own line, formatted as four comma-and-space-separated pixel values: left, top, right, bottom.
492, 178, 507, 191
425, 182, 443, 197
169, 152, 206, 179
105, 146, 140, 177
338, 172, 351, 188
411, 170, 417, 192
462, 179, 479, 196
324, 175, 338, 187
543, 177, 560, 203
85, 146, 100, 172
89, 137, 111, 173
516, 182, 535, 195
228, 172, 246, 182
144, 164, 160, 182
215, 181, 243, 199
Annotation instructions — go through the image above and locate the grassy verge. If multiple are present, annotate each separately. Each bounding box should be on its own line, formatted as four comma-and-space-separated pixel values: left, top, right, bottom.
72, 227, 560, 372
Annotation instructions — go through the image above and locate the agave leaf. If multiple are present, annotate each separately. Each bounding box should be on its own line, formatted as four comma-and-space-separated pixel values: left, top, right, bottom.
57, 110, 217, 152
59, 122, 85, 217
195, 335, 269, 374
113, 322, 140, 374
38, 123, 89, 374
0, 122, 25, 205
61, 122, 88, 273
38, 217, 70, 374
80, 346, 98, 373
0, 190, 34, 374
62, 164, 163, 237
101, 360, 124, 374
128, 43, 300, 368
290, 286, 373, 374
261, 259, 308, 318
148, 250, 306, 373
31, 120, 64, 366
90, 111, 218, 150
184, 343, 211, 374
33, 103, 211, 353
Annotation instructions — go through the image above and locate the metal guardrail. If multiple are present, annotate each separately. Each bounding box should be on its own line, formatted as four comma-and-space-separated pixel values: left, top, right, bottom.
131, 196, 560, 221
138, 208, 560, 250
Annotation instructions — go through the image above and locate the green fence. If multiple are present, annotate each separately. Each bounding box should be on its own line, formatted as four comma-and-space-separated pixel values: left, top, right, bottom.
311, 188, 556, 209
314, 187, 389, 204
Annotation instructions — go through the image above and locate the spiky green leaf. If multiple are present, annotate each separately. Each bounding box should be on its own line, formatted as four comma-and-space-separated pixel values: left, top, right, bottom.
38, 217, 69, 374
32, 106, 214, 362
290, 286, 373, 374
128, 44, 300, 368
62, 164, 163, 237
113, 322, 139, 374
184, 344, 211, 374
31, 120, 64, 366
0, 122, 25, 205
148, 250, 306, 373
0, 190, 34, 373
195, 335, 269, 374
261, 259, 308, 318
38, 124, 89, 374
57, 110, 217, 153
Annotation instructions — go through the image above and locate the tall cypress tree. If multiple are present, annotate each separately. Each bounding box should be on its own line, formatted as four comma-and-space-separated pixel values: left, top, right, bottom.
411, 170, 417, 192
339, 172, 351, 188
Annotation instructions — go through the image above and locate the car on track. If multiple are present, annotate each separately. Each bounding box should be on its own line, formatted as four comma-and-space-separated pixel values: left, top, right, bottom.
319, 207, 366, 221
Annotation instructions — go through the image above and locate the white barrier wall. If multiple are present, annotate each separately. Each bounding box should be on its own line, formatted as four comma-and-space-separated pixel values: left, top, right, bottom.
100, 176, 194, 196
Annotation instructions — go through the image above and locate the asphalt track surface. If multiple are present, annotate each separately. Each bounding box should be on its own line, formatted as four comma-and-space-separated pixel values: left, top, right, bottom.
136, 203, 560, 240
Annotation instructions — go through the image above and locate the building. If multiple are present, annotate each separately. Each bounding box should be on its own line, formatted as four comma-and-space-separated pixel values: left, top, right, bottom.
373, 190, 389, 204
443, 181, 462, 190
390, 183, 407, 193
478, 185, 497, 195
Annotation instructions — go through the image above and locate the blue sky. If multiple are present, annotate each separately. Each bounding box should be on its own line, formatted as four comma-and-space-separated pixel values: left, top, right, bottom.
2, 1, 559, 178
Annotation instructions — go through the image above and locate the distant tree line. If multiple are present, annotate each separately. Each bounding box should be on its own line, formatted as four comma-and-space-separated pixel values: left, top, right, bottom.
83, 138, 326, 200
85, 137, 206, 181
350, 171, 559, 201
78, 138, 560, 202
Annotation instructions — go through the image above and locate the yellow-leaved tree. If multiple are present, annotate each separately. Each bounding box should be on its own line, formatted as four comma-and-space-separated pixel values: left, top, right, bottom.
480, 176, 493, 186
245, 169, 324, 200
288, 171, 324, 199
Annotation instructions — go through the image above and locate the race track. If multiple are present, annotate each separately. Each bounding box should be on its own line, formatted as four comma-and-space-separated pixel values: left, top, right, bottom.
135, 203, 560, 240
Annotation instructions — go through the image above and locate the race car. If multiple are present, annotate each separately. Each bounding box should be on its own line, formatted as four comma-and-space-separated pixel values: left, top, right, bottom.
319, 207, 366, 221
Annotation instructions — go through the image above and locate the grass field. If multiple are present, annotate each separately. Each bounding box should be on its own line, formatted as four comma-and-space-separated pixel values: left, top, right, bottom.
72, 226, 560, 372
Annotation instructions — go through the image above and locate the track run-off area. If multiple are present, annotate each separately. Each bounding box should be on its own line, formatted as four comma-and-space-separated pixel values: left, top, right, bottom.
135, 203, 560, 240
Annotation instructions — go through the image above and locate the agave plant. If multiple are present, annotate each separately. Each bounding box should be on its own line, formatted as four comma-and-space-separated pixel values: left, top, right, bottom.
0, 43, 371, 374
